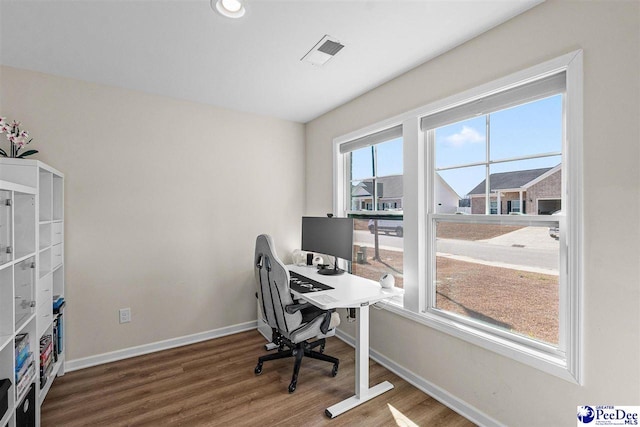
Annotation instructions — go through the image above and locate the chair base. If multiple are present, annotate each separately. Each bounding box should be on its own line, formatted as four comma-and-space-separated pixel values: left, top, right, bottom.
255, 330, 339, 393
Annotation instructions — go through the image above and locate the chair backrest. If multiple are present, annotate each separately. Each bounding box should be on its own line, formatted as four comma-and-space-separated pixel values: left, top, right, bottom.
255, 234, 302, 334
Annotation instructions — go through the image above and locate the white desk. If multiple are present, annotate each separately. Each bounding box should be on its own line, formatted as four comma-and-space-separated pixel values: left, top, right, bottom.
287, 264, 398, 418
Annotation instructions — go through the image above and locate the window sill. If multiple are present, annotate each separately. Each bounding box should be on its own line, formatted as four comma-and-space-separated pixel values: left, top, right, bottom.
374, 288, 404, 308
374, 295, 579, 384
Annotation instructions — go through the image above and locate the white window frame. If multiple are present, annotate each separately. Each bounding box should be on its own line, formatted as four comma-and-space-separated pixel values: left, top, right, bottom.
333, 51, 583, 383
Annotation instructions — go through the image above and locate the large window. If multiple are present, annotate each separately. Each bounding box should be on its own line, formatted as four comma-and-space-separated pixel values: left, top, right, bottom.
334, 52, 583, 382
425, 82, 564, 347
340, 126, 404, 288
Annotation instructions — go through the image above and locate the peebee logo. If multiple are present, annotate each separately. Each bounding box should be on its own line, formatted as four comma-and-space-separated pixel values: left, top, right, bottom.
578, 406, 596, 424
578, 406, 640, 426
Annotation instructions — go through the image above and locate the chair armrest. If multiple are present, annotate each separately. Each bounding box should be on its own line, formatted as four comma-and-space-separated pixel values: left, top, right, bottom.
285, 302, 313, 314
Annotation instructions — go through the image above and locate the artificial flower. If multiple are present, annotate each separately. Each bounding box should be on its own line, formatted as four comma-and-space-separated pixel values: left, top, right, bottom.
0, 116, 38, 158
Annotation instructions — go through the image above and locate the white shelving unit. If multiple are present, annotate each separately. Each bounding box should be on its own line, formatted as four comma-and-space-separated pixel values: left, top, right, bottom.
0, 159, 65, 427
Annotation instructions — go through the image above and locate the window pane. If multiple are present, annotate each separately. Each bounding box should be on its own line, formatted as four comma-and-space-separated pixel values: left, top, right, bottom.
376, 137, 403, 177
437, 165, 485, 214
352, 218, 404, 288
490, 94, 562, 161
490, 156, 561, 215
434, 221, 559, 345
435, 116, 486, 169
351, 146, 374, 180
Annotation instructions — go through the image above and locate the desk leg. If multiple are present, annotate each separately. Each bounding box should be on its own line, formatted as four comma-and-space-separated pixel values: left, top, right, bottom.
355, 304, 369, 398
325, 305, 394, 418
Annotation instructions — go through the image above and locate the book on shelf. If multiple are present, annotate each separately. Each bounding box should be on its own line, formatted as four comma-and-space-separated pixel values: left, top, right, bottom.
15, 333, 30, 370
39, 334, 56, 389
40, 363, 53, 389
57, 313, 64, 353
40, 354, 53, 377
15, 362, 34, 398
15, 333, 29, 354
15, 353, 33, 383
53, 318, 59, 362
15, 350, 31, 378
53, 297, 65, 314
40, 336, 53, 364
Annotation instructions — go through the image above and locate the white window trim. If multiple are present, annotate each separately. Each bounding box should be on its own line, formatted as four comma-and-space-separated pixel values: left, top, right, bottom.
334, 50, 583, 384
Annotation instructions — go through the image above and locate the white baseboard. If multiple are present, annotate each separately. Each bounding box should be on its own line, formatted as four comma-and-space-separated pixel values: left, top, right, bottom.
65, 320, 258, 372
334, 329, 504, 427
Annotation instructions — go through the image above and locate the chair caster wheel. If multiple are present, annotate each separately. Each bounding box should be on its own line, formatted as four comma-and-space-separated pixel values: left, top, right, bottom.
254, 363, 263, 375
288, 382, 297, 393
331, 363, 339, 377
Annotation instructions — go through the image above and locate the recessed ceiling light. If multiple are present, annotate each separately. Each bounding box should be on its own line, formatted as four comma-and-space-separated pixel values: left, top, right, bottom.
212, 0, 246, 19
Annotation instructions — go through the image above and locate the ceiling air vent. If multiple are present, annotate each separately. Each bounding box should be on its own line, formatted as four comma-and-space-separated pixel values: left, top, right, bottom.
301, 35, 345, 66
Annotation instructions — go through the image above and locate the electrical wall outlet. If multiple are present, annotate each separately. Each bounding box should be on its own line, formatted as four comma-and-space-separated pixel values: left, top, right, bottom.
119, 307, 131, 324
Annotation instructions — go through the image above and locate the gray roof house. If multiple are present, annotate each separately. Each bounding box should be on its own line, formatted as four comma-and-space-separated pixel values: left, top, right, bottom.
351, 175, 403, 210
467, 165, 561, 215
352, 174, 460, 213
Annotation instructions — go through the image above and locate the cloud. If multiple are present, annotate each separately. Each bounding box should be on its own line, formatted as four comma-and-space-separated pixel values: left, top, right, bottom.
445, 126, 485, 147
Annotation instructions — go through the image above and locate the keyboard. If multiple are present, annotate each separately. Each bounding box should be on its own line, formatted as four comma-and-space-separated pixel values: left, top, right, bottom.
289, 271, 334, 294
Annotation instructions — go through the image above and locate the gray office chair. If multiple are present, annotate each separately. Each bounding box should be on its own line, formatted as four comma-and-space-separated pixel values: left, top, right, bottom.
254, 234, 340, 393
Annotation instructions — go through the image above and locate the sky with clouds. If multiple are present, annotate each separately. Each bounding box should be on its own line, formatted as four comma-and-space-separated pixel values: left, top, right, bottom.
350, 94, 563, 200
436, 95, 562, 196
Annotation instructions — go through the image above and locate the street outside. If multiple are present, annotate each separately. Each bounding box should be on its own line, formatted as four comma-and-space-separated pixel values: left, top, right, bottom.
354, 226, 558, 274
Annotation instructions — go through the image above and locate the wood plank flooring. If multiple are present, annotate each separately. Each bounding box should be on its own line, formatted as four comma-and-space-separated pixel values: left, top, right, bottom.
42, 330, 475, 426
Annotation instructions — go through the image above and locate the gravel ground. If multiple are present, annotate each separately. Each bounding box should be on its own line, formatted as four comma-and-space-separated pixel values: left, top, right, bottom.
351, 228, 559, 344
436, 256, 559, 344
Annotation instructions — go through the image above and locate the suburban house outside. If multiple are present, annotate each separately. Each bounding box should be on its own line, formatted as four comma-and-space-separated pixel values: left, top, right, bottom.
466, 164, 561, 215
351, 174, 460, 213
351, 174, 404, 211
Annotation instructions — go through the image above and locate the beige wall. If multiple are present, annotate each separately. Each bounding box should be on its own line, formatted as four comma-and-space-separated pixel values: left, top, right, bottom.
306, 1, 639, 426
0, 66, 305, 360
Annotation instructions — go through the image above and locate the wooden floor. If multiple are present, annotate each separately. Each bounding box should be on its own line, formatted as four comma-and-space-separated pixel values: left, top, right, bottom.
42, 331, 475, 426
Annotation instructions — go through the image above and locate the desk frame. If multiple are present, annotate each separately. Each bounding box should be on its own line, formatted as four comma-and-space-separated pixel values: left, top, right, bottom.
287, 265, 395, 418
325, 303, 394, 418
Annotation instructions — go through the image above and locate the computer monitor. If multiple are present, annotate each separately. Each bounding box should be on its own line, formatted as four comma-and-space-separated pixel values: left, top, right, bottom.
301, 216, 353, 275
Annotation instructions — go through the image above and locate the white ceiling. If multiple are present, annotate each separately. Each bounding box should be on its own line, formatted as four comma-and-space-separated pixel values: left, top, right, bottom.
0, 0, 541, 123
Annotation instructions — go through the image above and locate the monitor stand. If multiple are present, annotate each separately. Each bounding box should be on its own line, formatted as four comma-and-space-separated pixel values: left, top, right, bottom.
318, 267, 344, 276
318, 259, 345, 275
